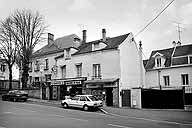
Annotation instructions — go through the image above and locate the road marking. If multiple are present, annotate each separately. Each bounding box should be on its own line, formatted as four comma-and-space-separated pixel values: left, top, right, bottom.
108, 124, 133, 128
110, 113, 192, 126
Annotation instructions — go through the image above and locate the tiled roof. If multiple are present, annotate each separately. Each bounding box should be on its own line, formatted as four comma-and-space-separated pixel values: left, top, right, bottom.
145, 47, 174, 70
73, 33, 130, 55
145, 43, 192, 70
173, 44, 192, 57
32, 34, 80, 57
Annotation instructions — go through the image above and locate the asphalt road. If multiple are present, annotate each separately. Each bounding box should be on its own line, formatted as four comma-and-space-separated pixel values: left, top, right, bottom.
0, 100, 192, 128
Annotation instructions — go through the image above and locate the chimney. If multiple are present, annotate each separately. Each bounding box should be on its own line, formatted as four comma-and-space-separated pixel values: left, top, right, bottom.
82, 30, 87, 43
177, 41, 181, 46
48, 33, 54, 45
102, 28, 106, 42
172, 41, 176, 47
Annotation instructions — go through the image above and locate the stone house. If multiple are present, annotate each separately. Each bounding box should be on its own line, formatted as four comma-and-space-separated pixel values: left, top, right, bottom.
51, 29, 145, 107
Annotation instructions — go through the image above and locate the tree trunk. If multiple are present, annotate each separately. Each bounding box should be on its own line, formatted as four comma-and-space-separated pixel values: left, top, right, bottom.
21, 62, 29, 89
8, 66, 12, 90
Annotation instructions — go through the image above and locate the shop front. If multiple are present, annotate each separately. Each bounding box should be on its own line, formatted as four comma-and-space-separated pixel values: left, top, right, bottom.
84, 78, 119, 107
50, 77, 87, 100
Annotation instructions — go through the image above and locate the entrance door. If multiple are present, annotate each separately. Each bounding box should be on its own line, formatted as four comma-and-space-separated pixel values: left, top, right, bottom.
106, 88, 113, 106
60, 86, 67, 100
42, 87, 46, 100
122, 90, 131, 107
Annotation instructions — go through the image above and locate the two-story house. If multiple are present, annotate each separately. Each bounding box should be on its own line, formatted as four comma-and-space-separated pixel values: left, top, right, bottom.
28, 33, 81, 99
52, 29, 145, 107
144, 42, 192, 109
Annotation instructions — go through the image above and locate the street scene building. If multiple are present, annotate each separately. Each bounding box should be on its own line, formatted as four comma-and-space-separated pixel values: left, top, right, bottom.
29, 29, 145, 107
143, 42, 192, 109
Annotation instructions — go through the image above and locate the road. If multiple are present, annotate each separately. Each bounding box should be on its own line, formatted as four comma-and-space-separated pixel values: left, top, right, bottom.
0, 100, 192, 128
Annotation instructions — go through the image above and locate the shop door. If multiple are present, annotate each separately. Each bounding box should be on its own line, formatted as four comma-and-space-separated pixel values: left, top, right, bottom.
42, 87, 46, 100
122, 90, 131, 107
106, 88, 113, 106
60, 86, 67, 100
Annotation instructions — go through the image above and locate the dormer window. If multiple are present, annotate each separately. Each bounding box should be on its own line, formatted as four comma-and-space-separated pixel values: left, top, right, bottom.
152, 52, 165, 68
92, 42, 107, 51
65, 49, 71, 60
156, 57, 162, 67
94, 43, 99, 50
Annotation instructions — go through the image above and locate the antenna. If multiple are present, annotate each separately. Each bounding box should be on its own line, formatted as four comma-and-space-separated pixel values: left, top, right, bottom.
173, 21, 185, 43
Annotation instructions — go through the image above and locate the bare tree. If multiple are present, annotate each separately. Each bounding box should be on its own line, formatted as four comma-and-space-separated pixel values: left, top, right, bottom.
0, 18, 18, 90
4, 9, 47, 88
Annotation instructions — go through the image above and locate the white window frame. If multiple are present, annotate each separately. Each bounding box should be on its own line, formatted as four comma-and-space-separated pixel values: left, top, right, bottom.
181, 74, 189, 85
163, 76, 170, 86
61, 65, 66, 78
76, 63, 82, 77
93, 64, 101, 79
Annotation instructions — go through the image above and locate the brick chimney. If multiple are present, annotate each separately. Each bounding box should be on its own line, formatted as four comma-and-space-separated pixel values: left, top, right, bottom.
82, 30, 87, 43
48, 33, 54, 45
102, 28, 106, 42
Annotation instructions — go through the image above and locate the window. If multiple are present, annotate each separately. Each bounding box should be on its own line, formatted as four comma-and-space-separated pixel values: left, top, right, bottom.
93, 64, 101, 79
163, 76, 170, 86
44, 59, 49, 70
80, 96, 87, 101
0, 64, 6, 72
94, 43, 99, 50
181, 74, 189, 85
76, 63, 82, 77
35, 60, 40, 71
45, 74, 51, 81
29, 76, 32, 84
61, 65, 66, 78
156, 57, 161, 67
35, 77, 39, 82
65, 49, 70, 59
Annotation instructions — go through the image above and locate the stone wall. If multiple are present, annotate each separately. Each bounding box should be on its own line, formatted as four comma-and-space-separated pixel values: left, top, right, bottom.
113, 87, 119, 107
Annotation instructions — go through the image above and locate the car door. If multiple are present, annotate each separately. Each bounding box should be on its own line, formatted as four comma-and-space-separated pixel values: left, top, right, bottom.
78, 96, 87, 108
70, 96, 80, 108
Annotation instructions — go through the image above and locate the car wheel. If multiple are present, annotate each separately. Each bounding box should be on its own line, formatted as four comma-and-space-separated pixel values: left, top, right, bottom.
63, 103, 68, 108
83, 105, 89, 111
13, 98, 17, 102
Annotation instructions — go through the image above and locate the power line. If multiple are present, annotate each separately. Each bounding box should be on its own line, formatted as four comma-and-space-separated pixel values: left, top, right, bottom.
135, 0, 176, 37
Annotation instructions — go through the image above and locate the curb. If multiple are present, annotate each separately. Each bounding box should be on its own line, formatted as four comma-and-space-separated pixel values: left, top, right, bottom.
99, 108, 109, 114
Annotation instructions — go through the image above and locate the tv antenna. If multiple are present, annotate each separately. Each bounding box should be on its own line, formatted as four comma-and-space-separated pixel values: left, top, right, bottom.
173, 21, 185, 42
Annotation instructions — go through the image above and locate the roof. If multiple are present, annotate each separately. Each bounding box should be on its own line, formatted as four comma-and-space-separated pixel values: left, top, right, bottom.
145, 47, 174, 70
145, 43, 192, 70
173, 44, 192, 57
32, 34, 80, 57
143, 59, 148, 68
73, 33, 130, 55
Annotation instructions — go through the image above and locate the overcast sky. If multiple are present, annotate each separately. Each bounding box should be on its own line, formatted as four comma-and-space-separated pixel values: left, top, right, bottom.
0, 0, 192, 59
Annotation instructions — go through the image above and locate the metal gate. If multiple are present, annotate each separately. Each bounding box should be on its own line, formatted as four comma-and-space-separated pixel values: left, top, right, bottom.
141, 89, 184, 109
121, 90, 131, 107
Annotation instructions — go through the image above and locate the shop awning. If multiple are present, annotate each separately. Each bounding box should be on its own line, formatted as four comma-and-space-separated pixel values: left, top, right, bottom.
85, 78, 119, 88
84, 78, 118, 84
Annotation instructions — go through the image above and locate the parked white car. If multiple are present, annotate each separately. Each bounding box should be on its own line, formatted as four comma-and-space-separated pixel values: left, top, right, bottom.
61, 95, 103, 111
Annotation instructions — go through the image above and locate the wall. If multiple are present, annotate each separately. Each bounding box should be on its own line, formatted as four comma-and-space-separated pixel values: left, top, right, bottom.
146, 66, 192, 88
23, 89, 40, 98
119, 33, 144, 107
57, 49, 120, 80
29, 51, 63, 82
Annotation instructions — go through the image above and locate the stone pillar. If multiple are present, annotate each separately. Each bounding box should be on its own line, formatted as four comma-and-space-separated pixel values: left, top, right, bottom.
40, 87, 43, 99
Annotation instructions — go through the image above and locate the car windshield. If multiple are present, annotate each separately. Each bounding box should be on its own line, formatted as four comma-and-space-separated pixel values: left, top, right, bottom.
88, 96, 99, 101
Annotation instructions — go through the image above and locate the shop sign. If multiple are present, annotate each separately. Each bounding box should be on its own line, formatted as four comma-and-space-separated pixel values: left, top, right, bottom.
185, 86, 192, 93
65, 81, 81, 85
51, 81, 65, 85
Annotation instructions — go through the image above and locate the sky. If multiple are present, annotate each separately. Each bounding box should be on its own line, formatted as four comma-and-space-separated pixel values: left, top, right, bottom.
0, 0, 192, 59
